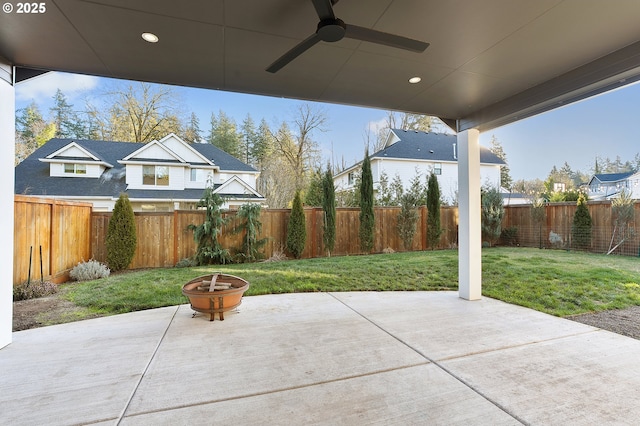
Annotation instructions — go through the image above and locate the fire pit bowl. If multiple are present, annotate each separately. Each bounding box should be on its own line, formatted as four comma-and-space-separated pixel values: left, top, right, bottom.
182, 273, 250, 321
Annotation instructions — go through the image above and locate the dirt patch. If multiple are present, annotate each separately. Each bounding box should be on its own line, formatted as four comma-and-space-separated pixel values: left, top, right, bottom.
568, 306, 640, 340
12, 293, 104, 331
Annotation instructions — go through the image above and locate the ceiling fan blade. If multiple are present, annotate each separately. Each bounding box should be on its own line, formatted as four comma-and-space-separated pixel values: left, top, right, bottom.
345, 24, 429, 53
266, 33, 323, 73
311, 0, 335, 20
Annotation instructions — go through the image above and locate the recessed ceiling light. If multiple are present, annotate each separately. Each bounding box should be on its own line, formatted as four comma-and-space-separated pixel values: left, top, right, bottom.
141, 32, 159, 43
408, 76, 421, 84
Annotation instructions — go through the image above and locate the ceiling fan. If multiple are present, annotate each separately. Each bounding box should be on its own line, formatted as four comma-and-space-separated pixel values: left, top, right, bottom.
266, 0, 429, 73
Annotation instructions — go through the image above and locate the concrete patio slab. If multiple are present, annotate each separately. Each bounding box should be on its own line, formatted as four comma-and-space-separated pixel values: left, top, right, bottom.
124, 293, 428, 415
0, 306, 179, 425
120, 364, 519, 425
330, 291, 599, 361
2, 291, 639, 425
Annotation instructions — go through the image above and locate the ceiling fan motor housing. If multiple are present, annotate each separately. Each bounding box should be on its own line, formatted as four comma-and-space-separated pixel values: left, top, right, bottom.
317, 18, 346, 42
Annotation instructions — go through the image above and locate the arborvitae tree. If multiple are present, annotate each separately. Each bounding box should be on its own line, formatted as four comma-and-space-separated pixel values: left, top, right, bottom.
397, 193, 419, 250
481, 185, 504, 246
531, 198, 546, 249
286, 190, 306, 259
359, 150, 375, 252
188, 179, 231, 265
106, 194, 137, 271
322, 163, 336, 256
233, 203, 268, 263
426, 172, 443, 249
572, 193, 592, 250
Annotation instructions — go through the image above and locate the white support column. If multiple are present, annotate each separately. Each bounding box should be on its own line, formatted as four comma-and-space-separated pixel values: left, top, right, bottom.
0, 59, 15, 348
457, 128, 482, 300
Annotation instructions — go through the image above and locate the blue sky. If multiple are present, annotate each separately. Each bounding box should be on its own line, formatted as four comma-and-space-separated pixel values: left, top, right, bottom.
15, 71, 640, 181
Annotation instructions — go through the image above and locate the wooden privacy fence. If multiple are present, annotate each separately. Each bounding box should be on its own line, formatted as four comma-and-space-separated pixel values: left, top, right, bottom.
90, 206, 460, 268
502, 201, 640, 256
13, 195, 92, 285
14, 197, 640, 284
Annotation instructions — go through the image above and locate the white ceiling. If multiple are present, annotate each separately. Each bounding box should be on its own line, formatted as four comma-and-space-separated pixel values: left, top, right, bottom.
2, 0, 640, 130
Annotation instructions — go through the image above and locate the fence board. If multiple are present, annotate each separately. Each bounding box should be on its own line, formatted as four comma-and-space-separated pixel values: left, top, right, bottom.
14, 196, 92, 285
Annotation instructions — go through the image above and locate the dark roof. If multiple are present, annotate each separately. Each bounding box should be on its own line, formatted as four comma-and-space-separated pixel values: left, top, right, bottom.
15, 138, 258, 200
371, 130, 505, 165
590, 172, 634, 183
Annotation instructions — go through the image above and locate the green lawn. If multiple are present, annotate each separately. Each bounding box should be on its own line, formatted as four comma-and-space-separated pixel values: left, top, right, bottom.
64, 247, 640, 318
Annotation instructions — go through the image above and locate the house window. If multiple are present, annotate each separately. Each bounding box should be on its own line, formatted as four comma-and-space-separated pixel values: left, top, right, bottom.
143, 165, 169, 186
434, 163, 442, 175
190, 168, 206, 182
348, 172, 355, 186
64, 163, 86, 175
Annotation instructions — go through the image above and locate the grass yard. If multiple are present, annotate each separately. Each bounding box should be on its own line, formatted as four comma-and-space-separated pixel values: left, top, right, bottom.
63, 247, 640, 319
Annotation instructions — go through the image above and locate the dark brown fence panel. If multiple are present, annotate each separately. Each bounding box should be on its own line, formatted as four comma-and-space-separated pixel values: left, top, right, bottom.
14, 196, 92, 285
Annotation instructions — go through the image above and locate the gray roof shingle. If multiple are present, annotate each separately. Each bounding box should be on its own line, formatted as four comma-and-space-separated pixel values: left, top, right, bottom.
372, 130, 506, 164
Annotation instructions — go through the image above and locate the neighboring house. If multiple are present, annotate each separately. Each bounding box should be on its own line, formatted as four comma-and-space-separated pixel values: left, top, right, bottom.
501, 188, 531, 206
588, 172, 640, 200
15, 134, 265, 211
334, 129, 505, 204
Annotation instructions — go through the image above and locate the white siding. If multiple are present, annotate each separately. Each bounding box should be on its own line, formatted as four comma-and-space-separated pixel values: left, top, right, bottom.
133, 143, 176, 160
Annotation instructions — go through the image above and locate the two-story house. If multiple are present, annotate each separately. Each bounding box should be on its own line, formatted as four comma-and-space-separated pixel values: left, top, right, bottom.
15, 133, 265, 211
588, 172, 640, 200
334, 129, 505, 204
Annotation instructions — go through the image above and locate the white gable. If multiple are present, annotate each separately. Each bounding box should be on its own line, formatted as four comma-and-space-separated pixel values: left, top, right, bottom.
123, 140, 184, 162
157, 134, 213, 165
215, 176, 262, 198
46, 142, 99, 161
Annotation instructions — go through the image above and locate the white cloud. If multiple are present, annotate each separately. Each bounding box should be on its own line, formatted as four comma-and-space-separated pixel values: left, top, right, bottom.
15, 72, 100, 103
366, 117, 387, 134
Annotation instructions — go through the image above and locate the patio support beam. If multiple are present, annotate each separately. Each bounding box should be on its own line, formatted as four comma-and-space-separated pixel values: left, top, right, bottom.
457, 128, 482, 300
0, 57, 15, 349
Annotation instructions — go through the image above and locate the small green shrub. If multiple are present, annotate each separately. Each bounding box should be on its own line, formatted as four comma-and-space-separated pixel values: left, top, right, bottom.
175, 257, 196, 268
70, 259, 111, 281
13, 280, 58, 301
500, 226, 518, 246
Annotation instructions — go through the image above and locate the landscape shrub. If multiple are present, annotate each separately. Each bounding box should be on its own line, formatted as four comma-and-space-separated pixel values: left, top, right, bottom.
188, 179, 231, 265
106, 193, 137, 271
426, 172, 443, 249
286, 190, 306, 259
13, 280, 58, 301
572, 193, 592, 250
359, 151, 375, 253
499, 226, 518, 246
70, 259, 111, 281
175, 257, 196, 268
397, 193, 419, 250
234, 203, 268, 263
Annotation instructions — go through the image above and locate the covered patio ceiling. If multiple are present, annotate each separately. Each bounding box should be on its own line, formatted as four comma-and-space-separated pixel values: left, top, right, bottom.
2, 0, 640, 130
